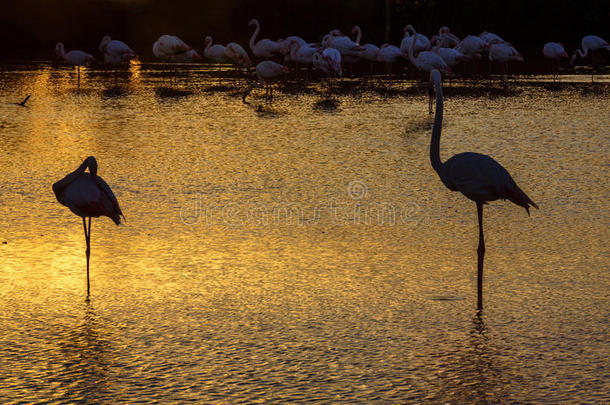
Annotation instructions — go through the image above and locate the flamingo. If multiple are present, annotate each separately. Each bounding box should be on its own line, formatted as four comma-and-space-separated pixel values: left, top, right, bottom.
342, 26, 365, 72
248, 19, 283, 58
99, 36, 135, 65
204, 36, 228, 63
488, 43, 523, 79
456, 35, 487, 75
360, 43, 380, 75
152, 35, 200, 62
543, 42, 568, 80
479, 31, 505, 47
224, 42, 252, 67
313, 48, 341, 96
242, 61, 289, 103
407, 25, 450, 113
432, 26, 461, 49
55, 43, 94, 88
288, 40, 316, 77
52, 156, 124, 297
570, 35, 610, 81
324, 34, 364, 58
376, 44, 405, 75
428, 69, 537, 310
400, 25, 431, 56
278, 36, 307, 63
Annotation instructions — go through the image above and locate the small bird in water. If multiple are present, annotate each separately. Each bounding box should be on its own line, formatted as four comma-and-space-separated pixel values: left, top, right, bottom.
15, 95, 30, 107
52, 156, 124, 297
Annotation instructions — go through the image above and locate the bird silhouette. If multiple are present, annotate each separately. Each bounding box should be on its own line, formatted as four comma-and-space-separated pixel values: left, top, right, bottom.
428, 69, 537, 309
16, 95, 30, 107
52, 156, 124, 297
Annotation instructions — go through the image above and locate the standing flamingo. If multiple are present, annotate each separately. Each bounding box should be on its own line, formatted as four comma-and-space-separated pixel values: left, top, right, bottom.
204, 36, 228, 63
570, 35, 610, 82
488, 42, 523, 80
376, 44, 405, 75
543, 42, 568, 80
242, 61, 289, 103
313, 48, 342, 97
400, 25, 431, 56
479, 31, 505, 47
432, 27, 461, 49
248, 19, 283, 58
52, 156, 124, 297
55, 43, 94, 88
428, 69, 537, 310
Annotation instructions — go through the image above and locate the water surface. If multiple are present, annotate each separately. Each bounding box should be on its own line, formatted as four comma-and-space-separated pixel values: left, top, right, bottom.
0, 63, 609, 403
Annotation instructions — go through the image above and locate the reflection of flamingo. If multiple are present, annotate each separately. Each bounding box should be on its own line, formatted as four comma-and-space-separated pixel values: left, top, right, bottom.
428, 69, 537, 310
543, 42, 568, 80
242, 61, 289, 103
55, 43, 94, 88
52, 156, 124, 297
570, 35, 610, 82
248, 19, 282, 58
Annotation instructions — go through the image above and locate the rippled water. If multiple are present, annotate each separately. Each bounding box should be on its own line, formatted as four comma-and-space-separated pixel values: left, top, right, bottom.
1, 62, 609, 403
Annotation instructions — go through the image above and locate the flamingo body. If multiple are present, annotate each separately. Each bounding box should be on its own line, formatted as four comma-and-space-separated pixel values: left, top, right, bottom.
376, 44, 404, 63
53, 157, 123, 224
457, 35, 487, 59
224, 42, 252, 66
489, 43, 523, 63
400, 25, 431, 55
248, 19, 283, 58
55, 43, 94, 65
204, 36, 228, 63
543, 42, 568, 60
153, 35, 200, 61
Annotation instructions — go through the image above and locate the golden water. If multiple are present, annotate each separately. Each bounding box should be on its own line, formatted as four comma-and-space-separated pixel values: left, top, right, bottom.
0, 63, 608, 403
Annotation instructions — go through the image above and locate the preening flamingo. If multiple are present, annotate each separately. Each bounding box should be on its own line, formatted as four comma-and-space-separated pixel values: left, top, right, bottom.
400, 25, 431, 56
224, 42, 252, 67
242, 61, 289, 103
543, 42, 568, 79
456, 35, 487, 75
152, 35, 200, 62
278, 36, 307, 62
288, 40, 316, 77
52, 156, 124, 297
433, 27, 461, 48
248, 19, 283, 58
55, 43, 94, 87
570, 35, 610, 81
313, 48, 341, 96
428, 69, 537, 310
99, 36, 135, 65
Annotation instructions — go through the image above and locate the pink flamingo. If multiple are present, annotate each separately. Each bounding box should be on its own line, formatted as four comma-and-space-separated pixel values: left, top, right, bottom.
428, 69, 537, 309
55, 42, 94, 88
52, 156, 124, 297
242, 61, 289, 103
543, 42, 568, 80
248, 19, 283, 58
570, 35, 610, 82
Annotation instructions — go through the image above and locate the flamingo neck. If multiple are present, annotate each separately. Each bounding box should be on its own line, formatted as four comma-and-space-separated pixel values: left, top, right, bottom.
354, 27, 361, 44
205, 39, 212, 53
249, 21, 260, 51
430, 75, 444, 174
408, 29, 416, 63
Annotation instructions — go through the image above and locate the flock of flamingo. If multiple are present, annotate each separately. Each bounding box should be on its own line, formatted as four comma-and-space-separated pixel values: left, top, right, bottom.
54, 20, 610, 99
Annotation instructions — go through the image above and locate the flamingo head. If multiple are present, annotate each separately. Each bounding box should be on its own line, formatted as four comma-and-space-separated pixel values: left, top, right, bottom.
84, 156, 98, 176
248, 18, 258, 26
439, 26, 450, 35
321, 35, 331, 48
351, 26, 360, 35
404, 24, 415, 36
55, 42, 64, 57
204, 36, 212, 46
329, 29, 344, 37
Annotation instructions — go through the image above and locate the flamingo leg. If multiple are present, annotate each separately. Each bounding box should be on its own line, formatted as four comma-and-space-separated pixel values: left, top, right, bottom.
77, 66, 81, 90
82, 217, 91, 297
476, 202, 485, 310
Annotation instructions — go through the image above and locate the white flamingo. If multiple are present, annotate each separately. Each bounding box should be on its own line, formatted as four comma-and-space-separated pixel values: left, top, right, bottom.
243, 61, 289, 103
457, 35, 487, 75
224, 42, 252, 67
288, 40, 316, 78
55, 42, 94, 87
52, 156, 124, 297
152, 35, 200, 61
278, 36, 307, 62
313, 48, 341, 96
99, 36, 135, 65
432, 26, 461, 48
376, 44, 405, 75
400, 25, 431, 56
248, 19, 283, 58
570, 35, 610, 81
489, 43, 523, 77
428, 69, 537, 310
543, 42, 568, 79
479, 31, 505, 46
204, 36, 228, 63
